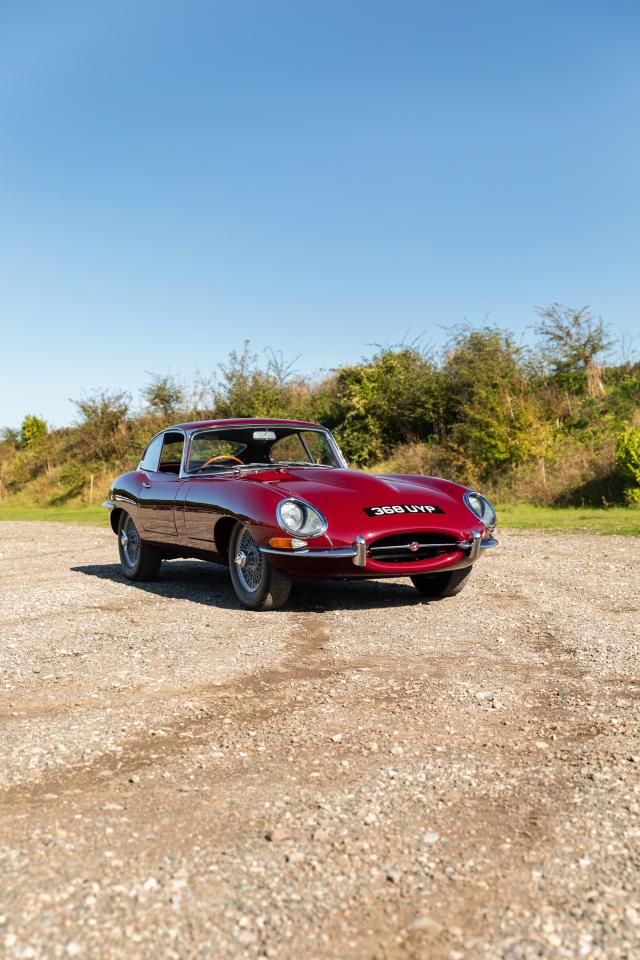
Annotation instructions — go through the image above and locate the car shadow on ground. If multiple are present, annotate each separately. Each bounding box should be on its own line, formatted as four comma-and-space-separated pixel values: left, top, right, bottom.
71, 559, 427, 612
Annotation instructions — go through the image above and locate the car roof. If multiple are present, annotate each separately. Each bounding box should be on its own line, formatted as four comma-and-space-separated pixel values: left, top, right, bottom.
167, 417, 324, 432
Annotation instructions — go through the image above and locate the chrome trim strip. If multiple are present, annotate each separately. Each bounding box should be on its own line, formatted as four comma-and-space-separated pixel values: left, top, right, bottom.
370, 541, 462, 553
113, 493, 137, 506
260, 546, 357, 559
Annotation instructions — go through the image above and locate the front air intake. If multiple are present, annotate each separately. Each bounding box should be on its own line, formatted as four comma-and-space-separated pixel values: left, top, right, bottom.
368, 533, 459, 563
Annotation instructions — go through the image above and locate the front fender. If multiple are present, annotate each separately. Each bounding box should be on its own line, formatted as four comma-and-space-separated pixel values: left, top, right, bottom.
179, 476, 332, 551
105, 472, 146, 536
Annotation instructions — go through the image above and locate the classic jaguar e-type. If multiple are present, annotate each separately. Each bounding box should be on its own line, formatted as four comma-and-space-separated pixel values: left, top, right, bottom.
104, 418, 497, 609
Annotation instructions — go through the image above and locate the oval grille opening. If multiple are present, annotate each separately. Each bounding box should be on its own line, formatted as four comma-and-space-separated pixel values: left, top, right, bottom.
369, 532, 459, 563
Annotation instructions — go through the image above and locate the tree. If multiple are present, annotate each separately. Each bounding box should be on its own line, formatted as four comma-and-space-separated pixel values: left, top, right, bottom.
317, 347, 445, 466
441, 327, 547, 481
213, 342, 311, 420
73, 389, 131, 461
0, 426, 21, 448
141, 373, 185, 418
535, 303, 612, 396
20, 415, 47, 446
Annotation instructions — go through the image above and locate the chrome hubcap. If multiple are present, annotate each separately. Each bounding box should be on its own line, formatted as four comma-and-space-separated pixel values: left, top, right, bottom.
121, 517, 140, 567
234, 529, 262, 592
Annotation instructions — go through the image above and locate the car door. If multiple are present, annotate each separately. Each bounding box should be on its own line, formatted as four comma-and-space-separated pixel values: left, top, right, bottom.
138, 431, 185, 536
179, 430, 245, 541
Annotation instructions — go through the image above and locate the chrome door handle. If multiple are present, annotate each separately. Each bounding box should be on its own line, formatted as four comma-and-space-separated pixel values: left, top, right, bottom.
142, 481, 151, 489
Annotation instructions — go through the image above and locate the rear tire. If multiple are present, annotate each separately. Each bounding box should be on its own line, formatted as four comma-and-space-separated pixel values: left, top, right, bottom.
229, 523, 292, 610
411, 566, 472, 600
118, 512, 162, 582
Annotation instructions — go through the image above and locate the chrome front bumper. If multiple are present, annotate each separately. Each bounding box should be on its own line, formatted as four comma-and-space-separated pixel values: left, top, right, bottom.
260, 530, 498, 567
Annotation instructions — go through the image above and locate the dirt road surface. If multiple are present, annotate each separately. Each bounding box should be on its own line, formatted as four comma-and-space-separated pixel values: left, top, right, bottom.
1, 521, 639, 959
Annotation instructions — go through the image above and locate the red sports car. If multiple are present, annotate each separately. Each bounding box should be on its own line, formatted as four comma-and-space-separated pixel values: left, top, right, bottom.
104, 418, 497, 609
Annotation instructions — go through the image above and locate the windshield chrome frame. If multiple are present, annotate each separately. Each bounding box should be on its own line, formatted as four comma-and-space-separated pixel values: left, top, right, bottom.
179, 424, 348, 479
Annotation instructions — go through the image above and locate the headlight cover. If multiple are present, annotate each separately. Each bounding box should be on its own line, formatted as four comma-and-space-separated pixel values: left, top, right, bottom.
276, 498, 328, 538
464, 491, 497, 529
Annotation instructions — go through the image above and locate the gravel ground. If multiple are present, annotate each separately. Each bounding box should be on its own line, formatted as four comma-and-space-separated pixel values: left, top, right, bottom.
1, 520, 639, 960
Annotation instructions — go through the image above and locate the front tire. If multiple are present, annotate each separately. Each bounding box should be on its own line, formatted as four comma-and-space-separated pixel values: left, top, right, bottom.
118, 512, 162, 582
411, 565, 472, 600
229, 523, 292, 610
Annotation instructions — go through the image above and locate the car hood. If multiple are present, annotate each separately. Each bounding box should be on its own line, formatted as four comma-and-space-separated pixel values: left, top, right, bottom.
248, 466, 457, 502
243, 467, 476, 543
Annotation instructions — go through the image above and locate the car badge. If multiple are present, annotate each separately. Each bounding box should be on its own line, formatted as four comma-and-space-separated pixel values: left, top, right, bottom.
408, 541, 420, 552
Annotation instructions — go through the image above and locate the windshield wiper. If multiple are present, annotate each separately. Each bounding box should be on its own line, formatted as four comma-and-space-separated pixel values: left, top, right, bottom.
271, 460, 334, 468
190, 461, 334, 476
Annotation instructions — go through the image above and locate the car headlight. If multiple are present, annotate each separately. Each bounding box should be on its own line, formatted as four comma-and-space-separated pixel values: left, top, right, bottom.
277, 498, 327, 538
464, 491, 497, 529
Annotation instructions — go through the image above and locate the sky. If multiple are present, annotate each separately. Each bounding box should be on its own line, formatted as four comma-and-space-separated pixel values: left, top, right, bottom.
1, 0, 639, 428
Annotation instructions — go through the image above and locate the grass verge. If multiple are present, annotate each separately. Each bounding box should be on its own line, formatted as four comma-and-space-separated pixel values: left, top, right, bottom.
496, 503, 640, 536
0, 504, 109, 526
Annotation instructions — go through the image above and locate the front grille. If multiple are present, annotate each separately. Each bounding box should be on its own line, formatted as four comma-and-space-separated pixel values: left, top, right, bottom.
368, 532, 460, 563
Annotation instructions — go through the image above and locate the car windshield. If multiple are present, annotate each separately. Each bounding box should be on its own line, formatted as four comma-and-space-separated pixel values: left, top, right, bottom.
186, 426, 342, 473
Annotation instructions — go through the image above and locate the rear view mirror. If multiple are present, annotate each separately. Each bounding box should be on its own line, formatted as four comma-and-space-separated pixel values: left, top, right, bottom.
253, 430, 277, 440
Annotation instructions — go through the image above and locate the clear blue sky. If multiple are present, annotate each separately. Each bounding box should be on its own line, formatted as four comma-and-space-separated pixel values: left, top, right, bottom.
1, 0, 639, 428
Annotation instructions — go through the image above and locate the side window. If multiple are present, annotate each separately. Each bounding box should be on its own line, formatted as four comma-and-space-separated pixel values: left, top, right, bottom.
140, 434, 164, 472
159, 432, 184, 475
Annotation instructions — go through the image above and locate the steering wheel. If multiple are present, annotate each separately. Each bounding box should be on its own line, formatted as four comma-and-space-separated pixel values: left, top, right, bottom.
200, 454, 244, 468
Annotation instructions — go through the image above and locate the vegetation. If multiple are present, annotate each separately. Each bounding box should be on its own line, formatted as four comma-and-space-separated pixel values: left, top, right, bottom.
495, 503, 640, 536
20, 414, 48, 446
1, 305, 639, 516
0, 503, 108, 525
616, 427, 640, 504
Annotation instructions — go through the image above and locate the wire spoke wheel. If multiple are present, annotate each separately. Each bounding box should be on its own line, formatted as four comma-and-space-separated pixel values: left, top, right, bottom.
228, 522, 292, 610
117, 512, 161, 582
234, 527, 263, 592
120, 516, 141, 567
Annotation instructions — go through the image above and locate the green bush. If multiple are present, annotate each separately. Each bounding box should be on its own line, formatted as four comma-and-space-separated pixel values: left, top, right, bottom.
441, 327, 549, 481
616, 427, 640, 504
21, 415, 47, 446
